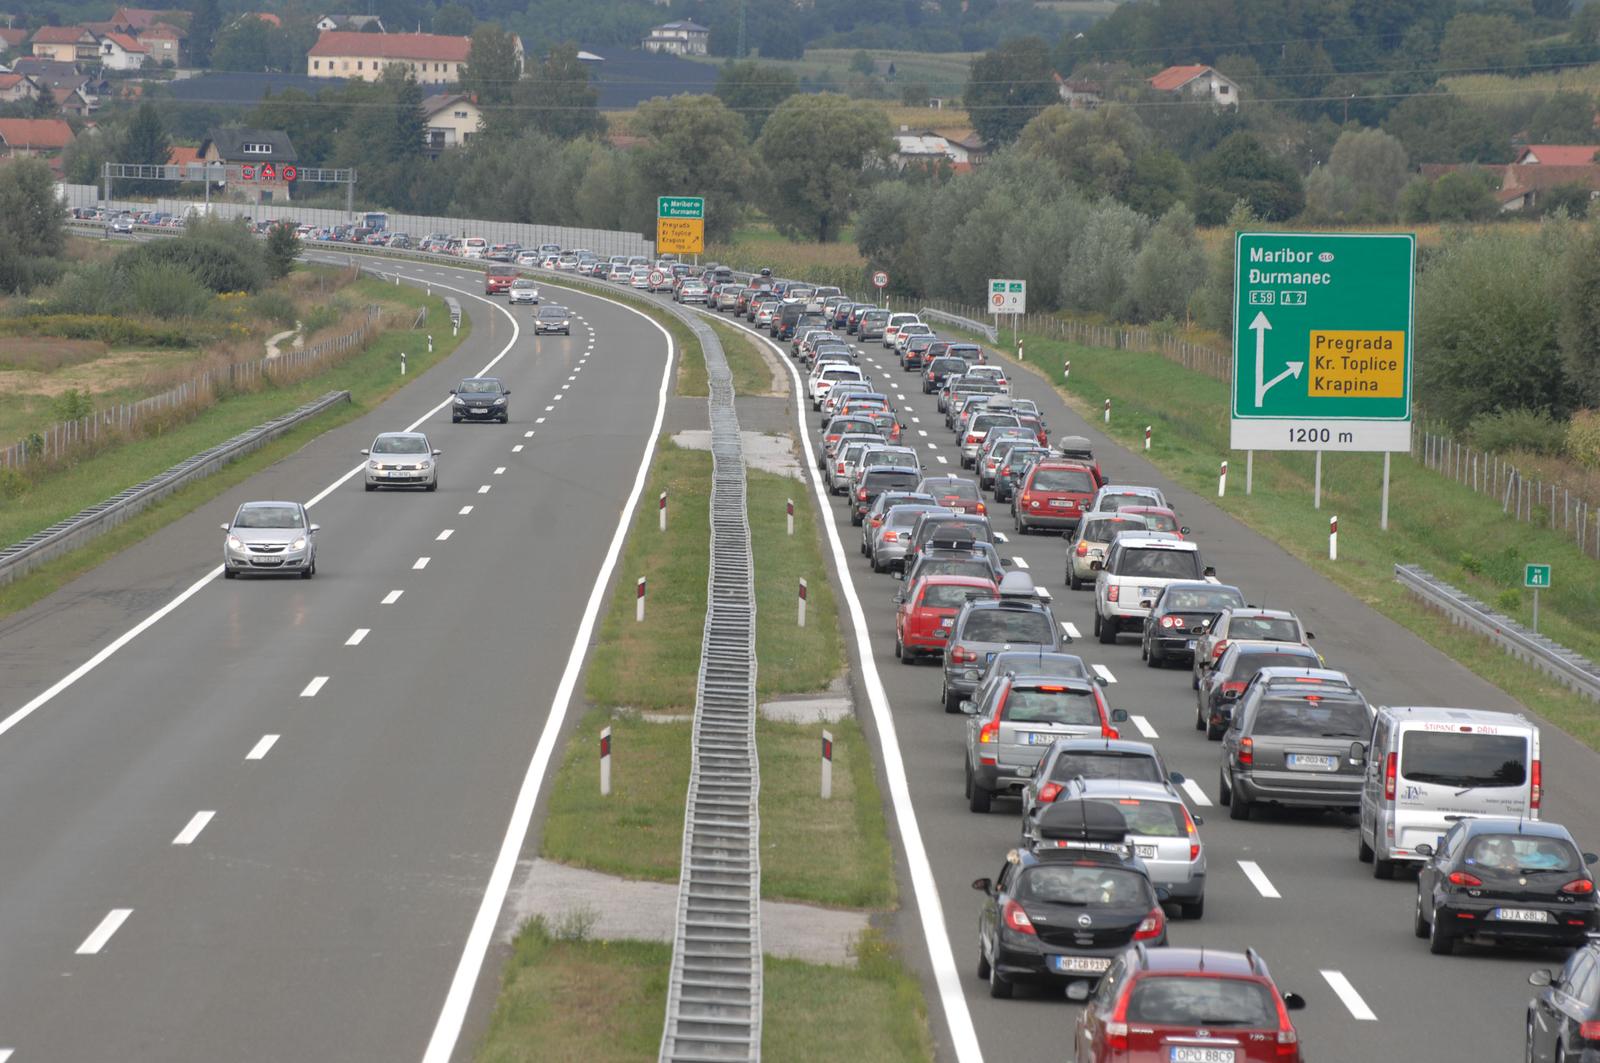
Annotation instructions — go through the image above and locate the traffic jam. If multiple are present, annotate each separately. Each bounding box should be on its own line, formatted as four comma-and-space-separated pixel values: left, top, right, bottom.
481, 253, 1594, 1062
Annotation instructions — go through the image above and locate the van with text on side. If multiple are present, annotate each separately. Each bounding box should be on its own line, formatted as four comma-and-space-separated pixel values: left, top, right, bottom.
461, 237, 488, 259
1356, 706, 1541, 881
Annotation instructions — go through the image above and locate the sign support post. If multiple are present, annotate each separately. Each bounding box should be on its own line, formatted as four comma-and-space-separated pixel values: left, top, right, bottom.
1525, 564, 1551, 634
1381, 453, 1391, 530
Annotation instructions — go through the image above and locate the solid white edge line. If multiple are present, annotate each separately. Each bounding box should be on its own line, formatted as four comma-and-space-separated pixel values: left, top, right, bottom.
172, 810, 216, 846
1129, 714, 1158, 739
1179, 777, 1213, 808
1320, 969, 1378, 1021
382, 590, 403, 605
1092, 663, 1117, 684
245, 734, 279, 760
1237, 860, 1281, 899
0, 267, 521, 743
700, 306, 985, 1062
75, 908, 132, 955
299, 676, 328, 698
346, 628, 369, 646
420, 285, 675, 1063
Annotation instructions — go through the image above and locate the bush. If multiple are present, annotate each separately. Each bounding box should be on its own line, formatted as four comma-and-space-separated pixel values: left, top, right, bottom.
249, 290, 298, 327
0, 314, 196, 347
1569, 409, 1600, 470
39, 261, 129, 316
127, 260, 214, 320
118, 218, 267, 293
1466, 408, 1568, 455
53, 388, 94, 421
301, 296, 352, 335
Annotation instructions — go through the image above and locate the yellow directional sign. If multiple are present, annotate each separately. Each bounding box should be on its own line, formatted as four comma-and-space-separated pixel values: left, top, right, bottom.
656, 217, 704, 255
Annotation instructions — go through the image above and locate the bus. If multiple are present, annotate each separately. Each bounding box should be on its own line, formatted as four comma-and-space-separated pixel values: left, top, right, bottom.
361, 211, 388, 232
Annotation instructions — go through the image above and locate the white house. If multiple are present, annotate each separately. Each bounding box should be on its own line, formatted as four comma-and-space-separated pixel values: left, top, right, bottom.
98, 31, 148, 71
421, 92, 483, 152
315, 13, 385, 32
1148, 64, 1239, 108
641, 21, 709, 57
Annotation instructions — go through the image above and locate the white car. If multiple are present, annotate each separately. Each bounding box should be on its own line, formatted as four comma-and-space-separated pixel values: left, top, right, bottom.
964, 365, 1009, 392
515, 251, 540, 266
508, 278, 541, 304
362, 432, 440, 492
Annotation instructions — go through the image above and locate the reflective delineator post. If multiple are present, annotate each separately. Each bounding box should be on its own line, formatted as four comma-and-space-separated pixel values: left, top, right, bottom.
600, 726, 612, 796
1103, 398, 1111, 425
1329, 515, 1339, 561
427, 335, 433, 353
635, 577, 646, 623
1063, 360, 1071, 383
400, 352, 406, 375
821, 730, 833, 800
797, 578, 808, 628
786, 498, 795, 537
658, 490, 667, 532
1218, 460, 1228, 498
1144, 426, 1152, 451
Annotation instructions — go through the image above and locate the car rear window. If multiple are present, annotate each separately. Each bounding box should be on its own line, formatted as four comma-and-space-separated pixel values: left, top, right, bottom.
972, 414, 1019, 432
832, 419, 877, 435
865, 471, 921, 492
1083, 798, 1186, 837
918, 559, 994, 582
920, 584, 996, 609
1252, 696, 1369, 738
1017, 866, 1151, 906
1100, 493, 1158, 511
1049, 752, 1162, 783
1119, 549, 1201, 579
1125, 976, 1276, 1026
924, 519, 989, 544
1162, 587, 1245, 611
925, 480, 979, 500
1001, 686, 1099, 725
1400, 732, 1527, 789
1466, 834, 1578, 872
1134, 511, 1179, 533
1229, 617, 1301, 641
961, 610, 1053, 644
1229, 649, 1319, 680
1031, 468, 1096, 493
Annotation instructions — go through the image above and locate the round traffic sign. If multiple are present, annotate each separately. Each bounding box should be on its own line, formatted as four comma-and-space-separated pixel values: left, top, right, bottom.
872, 271, 889, 289
649, 270, 665, 286
991, 293, 1005, 307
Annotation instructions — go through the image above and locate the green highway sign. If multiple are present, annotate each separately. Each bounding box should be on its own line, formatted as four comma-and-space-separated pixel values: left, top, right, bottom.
1525, 563, 1551, 589
1231, 232, 1416, 453
657, 196, 705, 220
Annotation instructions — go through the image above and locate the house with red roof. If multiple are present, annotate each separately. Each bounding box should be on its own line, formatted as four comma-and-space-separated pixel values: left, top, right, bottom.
139, 22, 185, 66
0, 27, 28, 56
1148, 64, 1239, 108
31, 26, 101, 64
306, 30, 502, 85
0, 117, 75, 157
0, 72, 41, 103
98, 31, 148, 71
1514, 144, 1600, 166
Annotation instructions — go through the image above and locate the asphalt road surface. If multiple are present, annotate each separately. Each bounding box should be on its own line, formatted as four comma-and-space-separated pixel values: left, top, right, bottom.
685, 294, 1600, 1063
0, 259, 672, 1061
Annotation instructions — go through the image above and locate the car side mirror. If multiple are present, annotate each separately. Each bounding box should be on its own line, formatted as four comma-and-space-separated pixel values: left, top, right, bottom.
449, 388, 457, 395
1180, 526, 1190, 535
220, 523, 231, 531
1094, 675, 1108, 687
1584, 852, 1599, 865
1000, 557, 1014, 567
502, 388, 511, 395
1529, 969, 1557, 988
309, 524, 320, 533
1065, 981, 1092, 1002
1222, 689, 1240, 701
1168, 771, 1186, 785
1111, 709, 1128, 722
959, 700, 979, 715
1281, 992, 1306, 1012
971, 876, 993, 894
1305, 631, 1315, 640
1089, 560, 1103, 571
1203, 566, 1217, 578
1349, 741, 1367, 765
432, 449, 442, 456
359, 449, 370, 456
1414, 842, 1434, 857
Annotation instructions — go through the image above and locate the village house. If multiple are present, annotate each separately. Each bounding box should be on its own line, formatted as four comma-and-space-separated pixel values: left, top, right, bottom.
197, 127, 299, 203
641, 21, 710, 57
0, 117, 75, 158
0, 71, 42, 103
98, 32, 149, 71
31, 26, 101, 64
1148, 64, 1239, 108
421, 92, 483, 152
314, 13, 386, 32
307, 30, 496, 85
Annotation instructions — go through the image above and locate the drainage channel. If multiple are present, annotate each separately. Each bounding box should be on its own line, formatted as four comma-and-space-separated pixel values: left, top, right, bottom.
659, 311, 763, 1062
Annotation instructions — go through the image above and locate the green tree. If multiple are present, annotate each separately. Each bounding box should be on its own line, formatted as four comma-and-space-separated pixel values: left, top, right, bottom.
1428, 167, 1499, 221
756, 93, 892, 242
1304, 127, 1410, 222
1384, 95, 1513, 164
334, 66, 428, 208
1063, 198, 1146, 317
1576, 3, 1600, 46
1191, 200, 1258, 334
0, 157, 66, 293
189, 0, 220, 66
1191, 133, 1304, 223
631, 95, 755, 243
264, 221, 298, 279
714, 60, 799, 138
513, 43, 603, 141
432, 2, 474, 36
853, 180, 924, 294
1440, 13, 1526, 72
250, 87, 343, 167
1128, 204, 1205, 323
122, 103, 172, 194
849, 49, 875, 75
1528, 92, 1600, 143
212, 18, 274, 71
963, 36, 1059, 148
1018, 103, 1148, 200
461, 24, 521, 109
1557, 221, 1600, 406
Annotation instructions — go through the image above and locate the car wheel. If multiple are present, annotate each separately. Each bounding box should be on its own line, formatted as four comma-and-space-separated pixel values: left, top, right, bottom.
1217, 767, 1231, 806
988, 956, 1012, 998
1195, 702, 1206, 731
1358, 832, 1375, 863
1228, 783, 1251, 820
1014, 513, 1026, 535
1147, 643, 1164, 668
968, 779, 992, 814
364, 482, 376, 492
943, 685, 963, 714
1428, 906, 1454, 954
1179, 897, 1204, 920
223, 568, 237, 579
850, 512, 862, 526
1068, 572, 1082, 591
976, 946, 991, 981
1374, 855, 1397, 880
452, 415, 461, 423
1414, 890, 1430, 939
425, 478, 438, 492
301, 562, 314, 580
1206, 719, 1225, 741
1098, 615, 1117, 645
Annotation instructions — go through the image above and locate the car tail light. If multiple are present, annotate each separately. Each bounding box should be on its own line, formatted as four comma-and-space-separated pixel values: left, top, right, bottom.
1579, 1020, 1600, 1041
1001, 899, 1034, 935
1020, 491, 1033, 506
976, 502, 986, 515
978, 719, 999, 745
950, 646, 977, 664
881, 531, 898, 542
1133, 908, 1164, 941
1037, 781, 1063, 803
1211, 639, 1230, 660
1532, 758, 1542, 811
1222, 681, 1246, 696
966, 434, 979, 445
1076, 541, 1088, 557
1181, 804, 1200, 861
1107, 991, 1131, 1050
1447, 870, 1482, 888
1160, 615, 1178, 628
1384, 752, 1398, 802
1562, 878, 1596, 895
858, 489, 868, 501
1238, 736, 1253, 765
1107, 585, 1120, 602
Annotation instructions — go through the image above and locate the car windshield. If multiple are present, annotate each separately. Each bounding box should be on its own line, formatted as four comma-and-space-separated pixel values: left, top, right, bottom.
1003, 687, 1099, 725
539, 307, 567, 318
458, 380, 501, 394
1101, 493, 1159, 511
1252, 696, 1369, 738
1049, 752, 1162, 783
920, 584, 996, 609
1228, 649, 1318, 679
1465, 834, 1578, 872
1084, 798, 1186, 837
1017, 865, 1150, 907
1125, 976, 1277, 1027
1400, 732, 1527, 789
1120, 549, 1200, 579
1164, 588, 1244, 611
1230, 617, 1301, 641
512, 279, 535, 288
372, 435, 428, 454
1032, 469, 1095, 493
234, 505, 302, 529
961, 610, 1053, 644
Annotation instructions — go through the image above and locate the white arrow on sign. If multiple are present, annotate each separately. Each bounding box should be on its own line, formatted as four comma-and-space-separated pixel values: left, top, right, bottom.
1248, 311, 1303, 407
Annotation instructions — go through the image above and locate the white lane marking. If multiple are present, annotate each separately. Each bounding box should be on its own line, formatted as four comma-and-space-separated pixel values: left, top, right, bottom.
0, 269, 521, 743
1092, 663, 1117, 684
75, 909, 132, 955
1129, 714, 1159, 739
436, 529, 454, 541
512, 444, 524, 453
459, 506, 473, 516
1321, 970, 1378, 1021
554, 394, 564, 401
1238, 860, 1281, 899
413, 556, 431, 569
1061, 622, 1080, 639
299, 676, 328, 698
993, 531, 1008, 543
567, 374, 577, 381
561, 383, 570, 390
1011, 556, 1029, 570
172, 810, 216, 846
477, 485, 491, 494
1, 1047, 14, 1061
422, 282, 677, 1063
245, 734, 279, 760
911, 416, 920, 423
699, 308, 984, 1063
382, 590, 403, 605
544, 405, 554, 412
493, 467, 506, 475
345, 628, 369, 646
1180, 778, 1214, 808
917, 429, 928, 437
926, 442, 938, 449
936, 455, 949, 465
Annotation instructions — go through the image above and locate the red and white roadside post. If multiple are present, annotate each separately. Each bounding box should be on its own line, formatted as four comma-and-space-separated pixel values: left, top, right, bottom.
600, 726, 612, 796
1103, 398, 1111, 425
1063, 360, 1071, 383
1144, 426, 1152, 451
820, 730, 833, 800
1329, 515, 1338, 561
635, 577, 646, 623
658, 490, 667, 532
797, 578, 808, 628
1218, 460, 1228, 498
786, 498, 795, 537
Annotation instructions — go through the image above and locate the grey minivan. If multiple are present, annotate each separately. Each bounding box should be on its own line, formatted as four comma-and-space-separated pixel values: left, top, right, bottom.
940, 572, 1061, 712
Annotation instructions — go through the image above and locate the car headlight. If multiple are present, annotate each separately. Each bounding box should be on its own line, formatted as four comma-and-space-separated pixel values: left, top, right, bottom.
418, 459, 433, 470
560, 319, 570, 327
292, 537, 307, 550
493, 396, 506, 405
227, 535, 244, 549
453, 397, 468, 406
368, 459, 381, 468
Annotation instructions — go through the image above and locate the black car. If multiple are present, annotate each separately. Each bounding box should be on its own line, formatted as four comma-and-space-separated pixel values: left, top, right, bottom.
994, 446, 1049, 504
923, 355, 970, 393
535, 305, 571, 335
1528, 940, 1600, 1060
853, 466, 923, 525
1141, 582, 1247, 668
903, 544, 1007, 590
973, 827, 1167, 998
1197, 643, 1323, 739
450, 377, 511, 423
1417, 818, 1597, 956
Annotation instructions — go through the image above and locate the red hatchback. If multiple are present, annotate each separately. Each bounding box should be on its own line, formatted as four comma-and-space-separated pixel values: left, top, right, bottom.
895, 575, 998, 662
1015, 461, 1097, 534
1074, 946, 1306, 1063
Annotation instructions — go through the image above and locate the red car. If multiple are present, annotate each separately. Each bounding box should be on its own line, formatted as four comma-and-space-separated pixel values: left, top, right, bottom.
894, 575, 998, 662
1120, 505, 1187, 538
1074, 946, 1306, 1062
484, 265, 517, 294
918, 475, 986, 517
1014, 461, 1097, 534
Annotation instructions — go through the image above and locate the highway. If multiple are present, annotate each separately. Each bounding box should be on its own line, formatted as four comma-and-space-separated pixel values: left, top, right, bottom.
683, 294, 1600, 1062
0, 258, 672, 1061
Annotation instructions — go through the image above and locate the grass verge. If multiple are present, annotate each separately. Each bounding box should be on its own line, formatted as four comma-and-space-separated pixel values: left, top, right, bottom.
708, 318, 778, 397
0, 280, 467, 620
476, 922, 931, 1063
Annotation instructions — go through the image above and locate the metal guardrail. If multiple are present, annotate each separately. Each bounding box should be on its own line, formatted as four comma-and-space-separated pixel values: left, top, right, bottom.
919, 306, 999, 343
1395, 564, 1600, 702
0, 391, 351, 587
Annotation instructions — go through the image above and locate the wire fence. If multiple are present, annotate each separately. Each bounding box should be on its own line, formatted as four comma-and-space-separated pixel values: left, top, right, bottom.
1, 306, 383, 472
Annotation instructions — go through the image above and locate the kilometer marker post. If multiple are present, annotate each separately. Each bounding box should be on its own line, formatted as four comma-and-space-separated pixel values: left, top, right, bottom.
820, 730, 833, 800
1103, 399, 1111, 425
600, 727, 612, 796
1329, 515, 1338, 561
658, 490, 667, 532
1218, 460, 1228, 498
797, 578, 808, 628
786, 498, 794, 537
635, 577, 646, 623
1144, 426, 1152, 451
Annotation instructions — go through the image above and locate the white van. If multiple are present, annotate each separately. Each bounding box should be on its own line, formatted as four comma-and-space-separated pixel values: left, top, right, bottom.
461, 237, 488, 259
1356, 706, 1541, 879
809, 364, 865, 408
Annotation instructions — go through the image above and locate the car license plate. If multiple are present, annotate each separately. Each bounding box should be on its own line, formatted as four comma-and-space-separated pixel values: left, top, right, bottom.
471, 408, 487, 414
1136, 844, 1158, 859
1186, 639, 1197, 649
1171, 1049, 1234, 1063
985, 652, 996, 665
1050, 498, 1068, 507
1026, 732, 1055, 745
1050, 955, 1111, 973
1141, 588, 1161, 599
1492, 908, 1552, 923
1286, 754, 1337, 771
939, 618, 954, 628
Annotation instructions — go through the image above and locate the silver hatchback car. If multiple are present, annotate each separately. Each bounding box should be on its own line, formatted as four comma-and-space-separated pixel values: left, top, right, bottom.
960, 671, 1124, 814
222, 500, 318, 579
363, 432, 440, 491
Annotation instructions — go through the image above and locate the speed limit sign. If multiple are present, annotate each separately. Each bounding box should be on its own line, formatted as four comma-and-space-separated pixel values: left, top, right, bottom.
649, 270, 665, 287
873, 271, 889, 289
